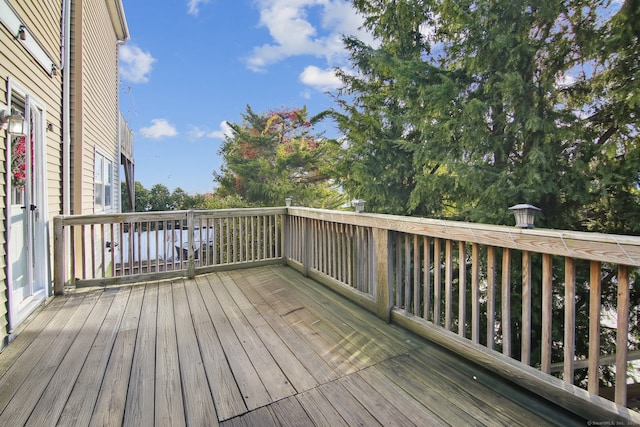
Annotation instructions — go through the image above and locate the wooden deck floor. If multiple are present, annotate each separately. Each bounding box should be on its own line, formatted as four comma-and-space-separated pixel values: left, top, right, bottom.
0, 265, 586, 426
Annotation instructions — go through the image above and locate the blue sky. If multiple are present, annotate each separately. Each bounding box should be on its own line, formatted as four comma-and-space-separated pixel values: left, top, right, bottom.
119, 0, 373, 194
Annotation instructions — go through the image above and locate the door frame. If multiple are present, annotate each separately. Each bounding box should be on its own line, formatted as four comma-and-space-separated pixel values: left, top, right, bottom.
5, 77, 50, 331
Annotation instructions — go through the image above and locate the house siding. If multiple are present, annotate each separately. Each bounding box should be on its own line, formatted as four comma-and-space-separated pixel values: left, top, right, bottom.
71, 0, 121, 215
0, 0, 63, 347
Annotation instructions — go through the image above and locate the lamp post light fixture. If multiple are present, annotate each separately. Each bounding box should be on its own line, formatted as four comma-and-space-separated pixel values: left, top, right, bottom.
353, 199, 366, 213
0, 109, 26, 135
509, 204, 541, 228
285, 197, 292, 207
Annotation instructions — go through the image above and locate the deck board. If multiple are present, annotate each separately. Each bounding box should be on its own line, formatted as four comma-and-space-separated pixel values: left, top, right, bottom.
0, 265, 594, 426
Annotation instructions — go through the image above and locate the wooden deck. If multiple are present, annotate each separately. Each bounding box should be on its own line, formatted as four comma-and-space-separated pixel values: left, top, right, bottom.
0, 266, 588, 426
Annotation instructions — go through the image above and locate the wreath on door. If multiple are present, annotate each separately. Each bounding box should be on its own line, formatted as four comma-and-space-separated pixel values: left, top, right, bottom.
11, 135, 27, 189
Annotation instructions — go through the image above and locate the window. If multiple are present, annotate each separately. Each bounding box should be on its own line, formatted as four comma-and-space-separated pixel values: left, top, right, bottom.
95, 149, 114, 212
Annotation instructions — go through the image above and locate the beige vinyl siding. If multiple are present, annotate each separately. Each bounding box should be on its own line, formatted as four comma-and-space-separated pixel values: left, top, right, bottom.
71, 0, 121, 214
0, 0, 62, 345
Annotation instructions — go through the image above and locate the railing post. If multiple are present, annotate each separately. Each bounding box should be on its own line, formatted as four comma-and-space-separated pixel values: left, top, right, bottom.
283, 210, 290, 261
373, 228, 391, 322
187, 210, 195, 278
303, 217, 312, 277
53, 216, 65, 295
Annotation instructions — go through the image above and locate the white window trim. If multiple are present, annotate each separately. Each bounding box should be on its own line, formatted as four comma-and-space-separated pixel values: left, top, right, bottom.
94, 147, 115, 213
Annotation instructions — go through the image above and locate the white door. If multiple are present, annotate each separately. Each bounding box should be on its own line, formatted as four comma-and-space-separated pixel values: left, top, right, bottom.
8, 94, 47, 328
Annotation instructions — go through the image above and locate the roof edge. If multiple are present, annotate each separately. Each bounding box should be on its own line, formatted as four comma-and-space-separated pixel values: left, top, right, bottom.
105, 0, 129, 42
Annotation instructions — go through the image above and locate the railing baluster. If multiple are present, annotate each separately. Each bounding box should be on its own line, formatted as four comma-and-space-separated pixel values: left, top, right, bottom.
423, 236, 431, 322
434, 238, 441, 326
445, 239, 453, 330
471, 243, 479, 344
404, 233, 411, 313
413, 235, 420, 317
486, 246, 496, 350
541, 253, 553, 374
521, 250, 532, 365
458, 242, 466, 336
502, 248, 512, 357
588, 260, 601, 395
563, 257, 576, 383
615, 265, 629, 406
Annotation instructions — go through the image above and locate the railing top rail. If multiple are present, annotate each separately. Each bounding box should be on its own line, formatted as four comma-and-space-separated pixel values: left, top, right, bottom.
54, 207, 287, 226
287, 207, 640, 266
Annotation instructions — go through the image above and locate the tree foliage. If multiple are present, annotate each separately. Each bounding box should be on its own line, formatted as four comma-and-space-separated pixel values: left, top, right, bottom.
333, 0, 639, 233
333, 0, 640, 387
214, 105, 344, 208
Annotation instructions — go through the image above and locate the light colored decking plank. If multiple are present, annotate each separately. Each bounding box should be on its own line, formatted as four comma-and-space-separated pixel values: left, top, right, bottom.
356, 367, 446, 426
221, 406, 278, 427
89, 285, 145, 427
267, 396, 315, 427
123, 283, 158, 426
212, 272, 296, 402
155, 282, 186, 427
317, 380, 382, 426
25, 290, 117, 426
186, 277, 247, 421
247, 270, 358, 376
339, 371, 417, 427
0, 292, 100, 426
0, 295, 68, 378
196, 275, 272, 412
173, 280, 219, 426
412, 345, 579, 426
273, 266, 417, 355
57, 288, 131, 427
220, 270, 319, 393
230, 270, 339, 386
296, 388, 349, 427
0, 293, 87, 412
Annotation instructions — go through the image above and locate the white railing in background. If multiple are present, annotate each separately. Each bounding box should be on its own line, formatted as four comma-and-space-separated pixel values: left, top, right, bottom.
54, 206, 640, 417
54, 208, 285, 288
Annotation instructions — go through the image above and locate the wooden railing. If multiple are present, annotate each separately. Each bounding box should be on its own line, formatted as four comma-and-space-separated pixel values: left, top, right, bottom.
53, 207, 640, 420
53, 208, 285, 289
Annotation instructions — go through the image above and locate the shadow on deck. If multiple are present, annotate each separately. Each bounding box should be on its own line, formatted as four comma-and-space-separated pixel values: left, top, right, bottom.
0, 266, 610, 425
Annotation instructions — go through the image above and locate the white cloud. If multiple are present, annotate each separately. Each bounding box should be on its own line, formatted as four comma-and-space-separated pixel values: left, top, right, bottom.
299, 65, 342, 91
207, 121, 233, 140
246, 0, 373, 72
119, 45, 156, 84
140, 119, 178, 139
187, 0, 210, 16
556, 73, 576, 88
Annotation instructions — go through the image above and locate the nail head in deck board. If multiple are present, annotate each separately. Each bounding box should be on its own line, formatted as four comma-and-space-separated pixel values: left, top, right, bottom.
172, 280, 220, 425
57, 288, 132, 427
